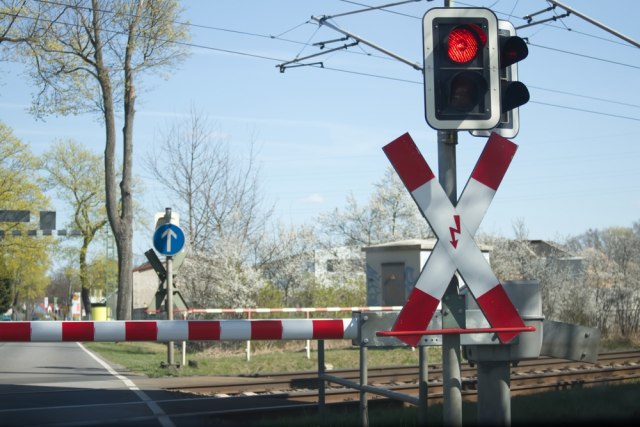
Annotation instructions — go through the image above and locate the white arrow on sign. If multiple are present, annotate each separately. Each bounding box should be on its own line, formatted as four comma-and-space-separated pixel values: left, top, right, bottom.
153, 223, 185, 256
383, 132, 525, 345
162, 227, 178, 253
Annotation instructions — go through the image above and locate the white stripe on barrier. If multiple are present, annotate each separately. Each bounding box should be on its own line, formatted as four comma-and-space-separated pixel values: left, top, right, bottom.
32, 321, 62, 342
344, 318, 358, 339
95, 321, 125, 341
282, 319, 313, 340
157, 320, 188, 342
220, 320, 252, 340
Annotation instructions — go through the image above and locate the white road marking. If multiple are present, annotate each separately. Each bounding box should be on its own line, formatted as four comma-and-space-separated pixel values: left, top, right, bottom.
77, 342, 176, 427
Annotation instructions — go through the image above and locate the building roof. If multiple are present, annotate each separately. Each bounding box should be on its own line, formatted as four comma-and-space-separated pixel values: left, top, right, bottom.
362, 238, 491, 252
132, 261, 154, 273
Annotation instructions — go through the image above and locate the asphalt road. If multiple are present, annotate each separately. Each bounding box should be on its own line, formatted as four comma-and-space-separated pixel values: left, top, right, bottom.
0, 341, 313, 426
0, 341, 197, 426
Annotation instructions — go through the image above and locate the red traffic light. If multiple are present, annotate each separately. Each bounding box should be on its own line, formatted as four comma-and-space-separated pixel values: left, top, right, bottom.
447, 25, 485, 63
423, 7, 500, 130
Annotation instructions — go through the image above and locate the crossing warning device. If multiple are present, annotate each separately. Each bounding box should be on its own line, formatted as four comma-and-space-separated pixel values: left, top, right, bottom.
383, 132, 525, 346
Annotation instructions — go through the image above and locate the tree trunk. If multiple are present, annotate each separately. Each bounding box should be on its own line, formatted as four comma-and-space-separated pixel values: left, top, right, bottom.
115, 2, 141, 321
92, 0, 134, 320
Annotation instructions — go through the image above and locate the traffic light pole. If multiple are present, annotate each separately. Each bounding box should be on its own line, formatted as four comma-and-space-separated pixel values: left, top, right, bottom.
438, 129, 463, 427
437, 0, 463, 422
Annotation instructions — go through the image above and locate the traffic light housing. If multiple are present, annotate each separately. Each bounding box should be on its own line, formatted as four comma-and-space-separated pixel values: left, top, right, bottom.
423, 8, 500, 130
472, 20, 530, 138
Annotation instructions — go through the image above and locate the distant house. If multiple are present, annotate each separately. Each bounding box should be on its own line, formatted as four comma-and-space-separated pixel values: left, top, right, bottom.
514, 239, 584, 277
132, 262, 160, 319
310, 246, 365, 283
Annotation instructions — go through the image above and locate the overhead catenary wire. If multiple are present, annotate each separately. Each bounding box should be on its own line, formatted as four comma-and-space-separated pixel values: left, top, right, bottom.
2, 12, 637, 123
525, 42, 640, 69
2, 3, 639, 123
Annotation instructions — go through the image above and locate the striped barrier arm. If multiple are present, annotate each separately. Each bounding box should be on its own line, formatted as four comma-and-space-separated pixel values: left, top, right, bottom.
0, 319, 358, 342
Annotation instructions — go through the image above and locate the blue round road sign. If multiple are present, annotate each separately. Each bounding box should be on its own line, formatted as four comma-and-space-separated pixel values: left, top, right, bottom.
153, 223, 185, 256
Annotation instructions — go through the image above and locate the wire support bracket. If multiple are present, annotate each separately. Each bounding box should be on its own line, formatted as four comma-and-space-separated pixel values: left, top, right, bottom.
277, 41, 359, 72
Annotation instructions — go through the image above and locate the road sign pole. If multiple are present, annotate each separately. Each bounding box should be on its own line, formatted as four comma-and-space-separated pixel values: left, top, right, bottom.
166, 255, 175, 366
438, 129, 463, 427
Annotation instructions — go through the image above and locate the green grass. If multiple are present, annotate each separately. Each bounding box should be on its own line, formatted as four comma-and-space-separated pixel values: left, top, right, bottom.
84, 341, 442, 377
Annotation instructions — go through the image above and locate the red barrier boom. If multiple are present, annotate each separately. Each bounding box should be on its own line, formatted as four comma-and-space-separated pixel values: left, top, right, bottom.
0, 319, 357, 342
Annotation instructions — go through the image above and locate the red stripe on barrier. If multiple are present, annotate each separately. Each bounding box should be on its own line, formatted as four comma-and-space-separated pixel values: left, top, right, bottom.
251, 320, 283, 340
476, 284, 526, 344
471, 133, 517, 191
392, 288, 441, 346
383, 133, 435, 192
62, 321, 94, 341
0, 322, 30, 341
312, 319, 345, 340
125, 321, 157, 341
188, 321, 221, 340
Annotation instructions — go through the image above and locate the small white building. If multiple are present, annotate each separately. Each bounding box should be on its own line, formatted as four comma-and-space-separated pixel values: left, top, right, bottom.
362, 239, 491, 306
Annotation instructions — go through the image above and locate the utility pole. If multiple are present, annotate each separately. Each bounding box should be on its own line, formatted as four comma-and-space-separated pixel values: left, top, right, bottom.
438, 4, 463, 426
438, 129, 463, 426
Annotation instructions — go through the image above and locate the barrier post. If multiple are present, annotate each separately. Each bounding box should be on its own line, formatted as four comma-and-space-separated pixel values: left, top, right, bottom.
418, 346, 429, 424
306, 311, 311, 359
318, 339, 326, 416
359, 341, 369, 427
246, 311, 252, 361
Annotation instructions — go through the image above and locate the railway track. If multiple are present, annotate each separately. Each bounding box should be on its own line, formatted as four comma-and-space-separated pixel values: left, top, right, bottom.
164, 349, 640, 405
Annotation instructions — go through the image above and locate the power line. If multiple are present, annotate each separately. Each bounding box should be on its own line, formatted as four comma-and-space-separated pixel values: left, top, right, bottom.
455, 1, 636, 49
529, 86, 640, 109
337, 0, 424, 19
530, 101, 640, 122
527, 42, 640, 69
4, 5, 639, 123
22, 2, 640, 71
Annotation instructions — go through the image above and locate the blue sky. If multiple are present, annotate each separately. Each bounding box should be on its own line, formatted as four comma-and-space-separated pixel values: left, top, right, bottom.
1, 0, 639, 256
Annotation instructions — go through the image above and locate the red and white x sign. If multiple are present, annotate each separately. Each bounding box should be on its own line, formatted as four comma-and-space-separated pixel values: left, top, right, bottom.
383, 132, 525, 346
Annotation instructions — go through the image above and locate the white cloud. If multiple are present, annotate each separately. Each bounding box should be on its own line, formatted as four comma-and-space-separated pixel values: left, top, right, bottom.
303, 193, 324, 204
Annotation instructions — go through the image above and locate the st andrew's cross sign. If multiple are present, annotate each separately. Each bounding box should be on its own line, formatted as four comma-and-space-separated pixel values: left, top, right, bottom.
383, 132, 525, 346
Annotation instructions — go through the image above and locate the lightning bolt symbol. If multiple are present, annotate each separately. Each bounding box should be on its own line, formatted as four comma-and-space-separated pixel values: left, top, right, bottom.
449, 214, 461, 249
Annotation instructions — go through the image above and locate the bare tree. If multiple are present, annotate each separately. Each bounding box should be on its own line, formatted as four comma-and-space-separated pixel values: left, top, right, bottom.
146, 107, 274, 308
257, 223, 319, 307
318, 166, 433, 248
2, 0, 190, 319
145, 107, 270, 256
